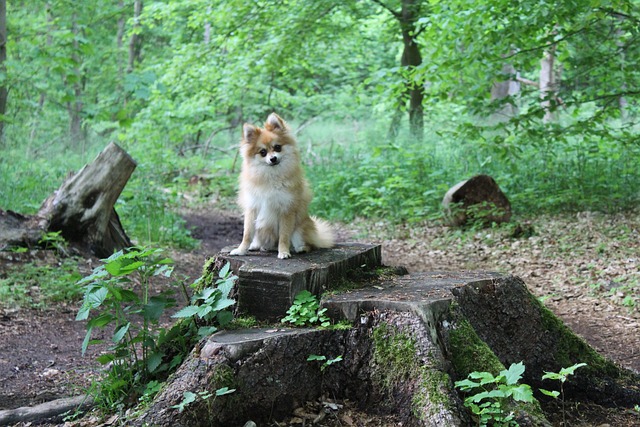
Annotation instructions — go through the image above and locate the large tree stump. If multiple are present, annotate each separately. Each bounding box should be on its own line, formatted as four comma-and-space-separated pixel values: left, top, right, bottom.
0, 142, 135, 256
135, 267, 640, 426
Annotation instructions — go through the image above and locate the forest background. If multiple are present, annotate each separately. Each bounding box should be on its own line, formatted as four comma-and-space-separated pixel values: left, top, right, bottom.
1, 0, 639, 244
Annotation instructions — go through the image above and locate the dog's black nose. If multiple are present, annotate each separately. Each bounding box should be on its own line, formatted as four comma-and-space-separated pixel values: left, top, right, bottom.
270, 157, 278, 164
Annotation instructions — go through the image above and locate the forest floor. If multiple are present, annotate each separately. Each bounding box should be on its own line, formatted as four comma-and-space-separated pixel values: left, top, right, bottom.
0, 207, 639, 426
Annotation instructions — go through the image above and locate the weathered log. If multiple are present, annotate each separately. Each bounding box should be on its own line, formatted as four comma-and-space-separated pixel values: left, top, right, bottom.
0, 395, 92, 426
39, 142, 136, 257
0, 142, 135, 256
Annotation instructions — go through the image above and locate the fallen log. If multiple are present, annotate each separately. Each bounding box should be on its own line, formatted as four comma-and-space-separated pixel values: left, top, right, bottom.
0, 395, 92, 426
0, 142, 135, 257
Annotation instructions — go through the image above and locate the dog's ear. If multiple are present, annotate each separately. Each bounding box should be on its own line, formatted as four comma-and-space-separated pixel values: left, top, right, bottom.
264, 113, 288, 133
243, 123, 260, 143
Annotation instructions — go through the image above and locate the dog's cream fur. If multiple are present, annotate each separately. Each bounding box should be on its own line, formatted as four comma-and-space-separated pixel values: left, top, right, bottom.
230, 113, 334, 259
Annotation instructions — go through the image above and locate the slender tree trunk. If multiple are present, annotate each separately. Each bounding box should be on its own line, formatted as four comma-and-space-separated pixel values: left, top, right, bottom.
127, 0, 143, 73
66, 14, 85, 147
374, 0, 425, 141
540, 46, 557, 123
0, 0, 7, 144
490, 61, 520, 120
117, 0, 125, 80
387, 105, 404, 140
400, 0, 424, 140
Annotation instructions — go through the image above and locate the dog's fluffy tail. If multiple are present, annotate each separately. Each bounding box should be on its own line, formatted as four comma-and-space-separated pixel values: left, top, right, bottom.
310, 217, 335, 249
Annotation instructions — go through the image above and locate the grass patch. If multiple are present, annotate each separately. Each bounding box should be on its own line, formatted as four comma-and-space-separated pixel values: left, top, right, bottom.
0, 258, 83, 309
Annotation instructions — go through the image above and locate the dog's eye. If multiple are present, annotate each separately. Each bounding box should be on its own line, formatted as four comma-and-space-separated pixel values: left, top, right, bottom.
259, 149, 267, 157
274, 145, 282, 152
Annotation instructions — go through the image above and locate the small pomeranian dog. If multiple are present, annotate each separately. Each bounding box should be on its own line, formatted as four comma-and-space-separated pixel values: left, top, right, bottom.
229, 113, 335, 259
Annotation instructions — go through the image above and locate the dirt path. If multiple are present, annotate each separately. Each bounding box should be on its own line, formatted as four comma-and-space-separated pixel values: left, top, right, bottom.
0, 209, 638, 426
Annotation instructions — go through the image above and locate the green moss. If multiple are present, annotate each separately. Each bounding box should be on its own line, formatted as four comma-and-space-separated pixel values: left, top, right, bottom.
225, 316, 258, 330
448, 318, 504, 378
372, 322, 420, 390
413, 368, 453, 419
197, 256, 221, 292
208, 364, 236, 390
531, 294, 619, 378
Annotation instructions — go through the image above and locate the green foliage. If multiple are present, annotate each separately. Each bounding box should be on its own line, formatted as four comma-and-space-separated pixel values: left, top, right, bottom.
307, 354, 343, 372
172, 261, 237, 338
76, 247, 238, 408
4, 0, 640, 236
540, 363, 588, 427
455, 362, 535, 427
38, 231, 68, 255
76, 247, 178, 405
170, 387, 235, 413
116, 173, 199, 249
0, 259, 83, 309
281, 290, 330, 327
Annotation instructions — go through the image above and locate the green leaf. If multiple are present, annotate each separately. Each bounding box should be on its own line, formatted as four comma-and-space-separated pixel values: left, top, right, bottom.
113, 323, 130, 343
96, 354, 115, 365
197, 325, 217, 338
307, 354, 327, 362
144, 297, 169, 321
87, 313, 115, 328
148, 352, 164, 373
503, 361, 525, 385
215, 387, 235, 396
454, 379, 481, 390
212, 298, 235, 312
511, 384, 534, 402
171, 391, 197, 412
218, 262, 230, 278
76, 303, 91, 321
559, 362, 588, 376
171, 305, 200, 318
86, 286, 109, 308
81, 327, 92, 356
540, 388, 560, 398
217, 310, 233, 327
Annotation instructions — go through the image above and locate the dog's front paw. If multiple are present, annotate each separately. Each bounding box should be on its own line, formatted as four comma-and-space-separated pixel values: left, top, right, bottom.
230, 247, 247, 256
277, 251, 291, 259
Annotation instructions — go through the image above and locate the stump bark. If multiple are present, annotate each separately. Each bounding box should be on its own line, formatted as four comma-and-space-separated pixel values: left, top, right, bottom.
0, 142, 135, 256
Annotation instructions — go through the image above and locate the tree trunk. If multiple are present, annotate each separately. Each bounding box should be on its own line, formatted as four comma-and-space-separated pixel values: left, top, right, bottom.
373, 0, 425, 141
490, 61, 520, 120
117, 0, 126, 80
400, 0, 423, 140
127, 0, 143, 73
66, 14, 85, 147
0, 0, 7, 144
540, 47, 557, 123
29, 3, 52, 146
